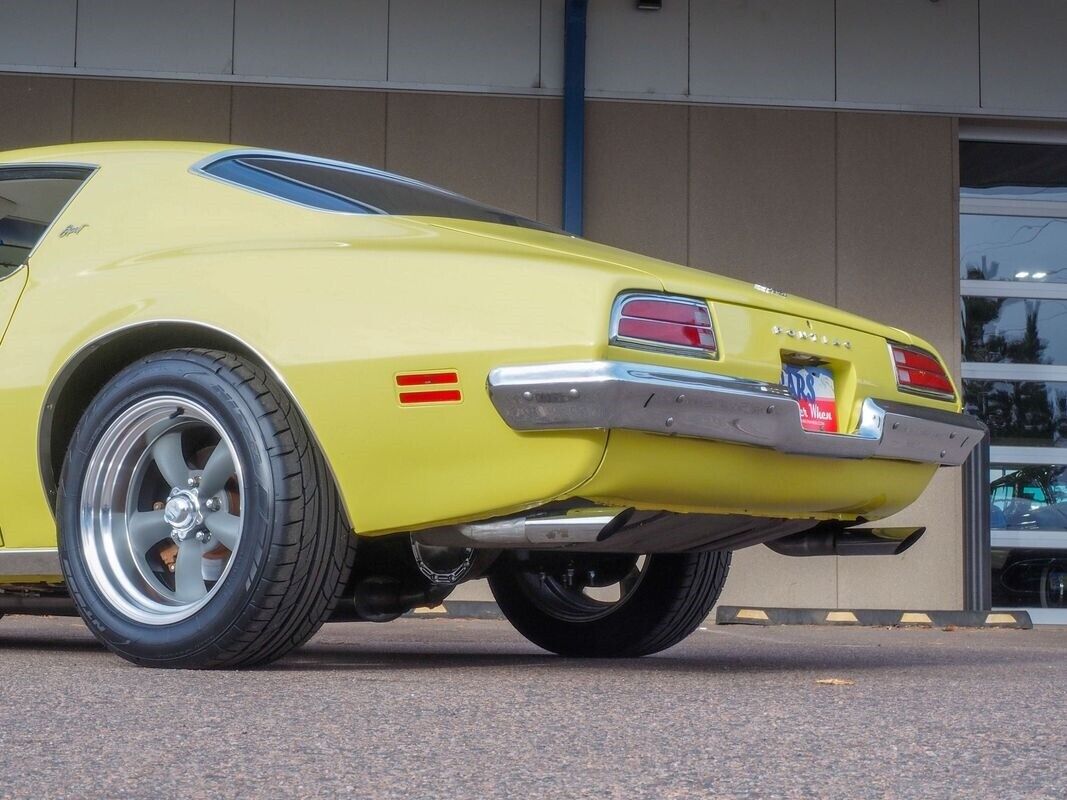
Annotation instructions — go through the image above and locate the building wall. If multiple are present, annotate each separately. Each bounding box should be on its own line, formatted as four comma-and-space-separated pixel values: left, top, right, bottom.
0, 74, 962, 608
4, 1, 1067, 119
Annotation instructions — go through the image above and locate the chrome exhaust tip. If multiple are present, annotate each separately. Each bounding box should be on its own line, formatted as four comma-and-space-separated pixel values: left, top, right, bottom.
415, 507, 634, 549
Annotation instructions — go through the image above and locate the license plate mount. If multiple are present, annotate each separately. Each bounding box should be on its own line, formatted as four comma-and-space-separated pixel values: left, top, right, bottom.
781, 363, 838, 433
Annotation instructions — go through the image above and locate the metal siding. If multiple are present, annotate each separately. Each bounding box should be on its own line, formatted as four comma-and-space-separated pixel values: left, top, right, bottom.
0, 0, 77, 68
584, 102, 688, 263
980, 0, 1067, 113
543, 0, 689, 95
230, 86, 387, 166
388, 0, 541, 88
540, 0, 565, 89
837, 0, 979, 107
834, 113, 963, 611
233, 0, 388, 81
385, 93, 540, 217
688, 106, 837, 303
689, 0, 835, 102
76, 0, 235, 74
0, 75, 73, 150
71, 79, 232, 141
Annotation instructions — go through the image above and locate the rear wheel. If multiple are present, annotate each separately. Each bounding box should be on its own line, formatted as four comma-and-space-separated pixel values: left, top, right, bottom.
58, 348, 356, 669
488, 550, 730, 657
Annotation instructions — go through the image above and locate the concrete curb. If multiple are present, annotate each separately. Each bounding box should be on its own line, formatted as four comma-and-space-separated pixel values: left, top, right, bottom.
715, 605, 1033, 629
409, 601, 1035, 630
409, 601, 503, 620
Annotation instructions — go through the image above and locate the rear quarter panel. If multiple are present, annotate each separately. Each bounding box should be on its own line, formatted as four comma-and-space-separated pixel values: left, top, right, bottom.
0, 150, 659, 547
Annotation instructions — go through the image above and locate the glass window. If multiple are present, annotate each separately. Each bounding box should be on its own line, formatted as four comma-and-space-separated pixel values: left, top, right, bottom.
964, 140, 1067, 617
963, 378, 1067, 446
961, 214, 1067, 283
962, 296, 1067, 365
961, 140, 1067, 202
202, 155, 556, 233
990, 465, 1067, 530
992, 548, 1067, 608
204, 157, 372, 213
0, 166, 93, 277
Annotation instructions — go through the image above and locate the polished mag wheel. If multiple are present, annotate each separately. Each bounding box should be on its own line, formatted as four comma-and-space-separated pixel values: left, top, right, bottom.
59, 349, 356, 669
79, 396, 244, 625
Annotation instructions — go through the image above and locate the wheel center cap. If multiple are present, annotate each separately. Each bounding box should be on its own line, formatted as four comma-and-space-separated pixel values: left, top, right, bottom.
164, 491, 203, 535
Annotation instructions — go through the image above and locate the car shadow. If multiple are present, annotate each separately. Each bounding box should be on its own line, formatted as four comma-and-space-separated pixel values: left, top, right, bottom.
0, 618, 1045, 675
259, 639, 1030, 675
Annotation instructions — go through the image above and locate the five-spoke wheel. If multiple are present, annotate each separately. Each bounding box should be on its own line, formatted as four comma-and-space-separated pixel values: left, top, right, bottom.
59, 349, 355, 668
79, 396, 244, 624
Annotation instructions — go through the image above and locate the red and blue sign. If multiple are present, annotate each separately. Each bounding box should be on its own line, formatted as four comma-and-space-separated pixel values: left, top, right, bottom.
782, 364, 838, 433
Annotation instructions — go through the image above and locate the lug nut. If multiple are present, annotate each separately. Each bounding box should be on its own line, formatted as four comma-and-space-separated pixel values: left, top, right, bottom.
205, 497, 222, 512
196, 530, 211, 544
187, 476, 200, 488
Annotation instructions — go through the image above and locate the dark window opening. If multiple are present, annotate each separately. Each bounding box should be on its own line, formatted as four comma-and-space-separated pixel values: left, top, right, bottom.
0, 166, 94, 277
201, 154, 557, 233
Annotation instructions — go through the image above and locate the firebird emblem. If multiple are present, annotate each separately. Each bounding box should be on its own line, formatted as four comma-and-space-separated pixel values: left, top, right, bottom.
59, 224, 89, 238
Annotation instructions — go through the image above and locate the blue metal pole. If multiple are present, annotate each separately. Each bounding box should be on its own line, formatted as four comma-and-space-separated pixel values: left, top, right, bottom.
562, 0, 588, 236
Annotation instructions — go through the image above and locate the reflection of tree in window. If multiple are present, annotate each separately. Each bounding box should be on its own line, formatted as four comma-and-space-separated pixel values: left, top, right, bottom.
964, 380, 1067, 446
963, 297, 1048, 365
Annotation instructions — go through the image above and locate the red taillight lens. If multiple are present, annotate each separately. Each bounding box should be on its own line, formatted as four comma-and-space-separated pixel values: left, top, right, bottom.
890, 343, 955, 399
611, 294, 717, 357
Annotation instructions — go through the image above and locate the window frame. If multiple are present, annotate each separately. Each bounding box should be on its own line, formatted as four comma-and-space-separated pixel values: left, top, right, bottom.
0, 162, 97, 279
191, 148, 480, 218
962, 153, 1067, 556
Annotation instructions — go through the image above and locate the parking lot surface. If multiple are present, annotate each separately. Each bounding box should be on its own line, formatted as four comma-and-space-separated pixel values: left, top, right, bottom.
0, 615, 1063, 799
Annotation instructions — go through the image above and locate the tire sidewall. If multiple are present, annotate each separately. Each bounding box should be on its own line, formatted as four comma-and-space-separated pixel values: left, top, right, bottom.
58, 353, 278, 666
490, 551, 727, 657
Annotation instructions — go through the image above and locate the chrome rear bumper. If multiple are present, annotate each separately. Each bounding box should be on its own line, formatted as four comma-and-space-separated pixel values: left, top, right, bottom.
487, 361, 984, 466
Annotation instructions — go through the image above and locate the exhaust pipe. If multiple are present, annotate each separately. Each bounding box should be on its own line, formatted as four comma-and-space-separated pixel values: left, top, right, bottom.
415, 507, 634, 549
766, 526, 926, 557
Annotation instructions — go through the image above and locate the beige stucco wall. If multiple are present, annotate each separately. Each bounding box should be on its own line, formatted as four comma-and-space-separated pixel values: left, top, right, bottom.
0, 75, 962, 609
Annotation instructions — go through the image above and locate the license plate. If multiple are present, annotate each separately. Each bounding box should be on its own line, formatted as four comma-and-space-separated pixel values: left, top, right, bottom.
781, 364, 838, 433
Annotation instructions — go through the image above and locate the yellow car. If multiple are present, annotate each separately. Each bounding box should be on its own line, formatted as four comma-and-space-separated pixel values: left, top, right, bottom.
0, 142, 982, 668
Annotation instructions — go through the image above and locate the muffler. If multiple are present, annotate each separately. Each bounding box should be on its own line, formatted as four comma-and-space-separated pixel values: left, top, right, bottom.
766, 526, 926, 557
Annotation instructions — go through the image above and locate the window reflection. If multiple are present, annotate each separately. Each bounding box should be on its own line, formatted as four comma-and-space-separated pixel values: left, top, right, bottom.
992, 548, 1067, 608
990, 465, 1067, 530
962, 296, 1067, 365
961, 215, 1067, 283
964, 379, 1067, 446
961, 140, 1067, 202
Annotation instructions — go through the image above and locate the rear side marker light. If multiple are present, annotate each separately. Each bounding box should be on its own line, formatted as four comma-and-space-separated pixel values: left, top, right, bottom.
396, 371, 462, 404
611, 293, 717, 358
889, 343, 955, 400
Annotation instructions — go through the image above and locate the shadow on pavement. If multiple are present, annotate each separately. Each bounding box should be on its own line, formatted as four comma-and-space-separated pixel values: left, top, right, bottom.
0, 617, 1048, 675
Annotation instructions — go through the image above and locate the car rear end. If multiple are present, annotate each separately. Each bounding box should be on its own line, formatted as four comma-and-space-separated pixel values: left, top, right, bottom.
487, 271, 981, 524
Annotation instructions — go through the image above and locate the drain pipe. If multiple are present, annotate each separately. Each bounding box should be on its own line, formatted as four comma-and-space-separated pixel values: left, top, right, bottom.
562, 0, 588, 235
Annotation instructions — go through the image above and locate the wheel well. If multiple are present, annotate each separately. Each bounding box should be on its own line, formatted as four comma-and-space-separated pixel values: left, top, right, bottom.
40, 322, 274, 513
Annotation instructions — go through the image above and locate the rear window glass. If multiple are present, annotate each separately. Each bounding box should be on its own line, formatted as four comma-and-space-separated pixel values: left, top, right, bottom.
201, 154, 555, 232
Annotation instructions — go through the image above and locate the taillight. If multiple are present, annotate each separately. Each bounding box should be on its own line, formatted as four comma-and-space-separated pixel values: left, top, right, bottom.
889, 343, 955, 400
610, 293, 717, 358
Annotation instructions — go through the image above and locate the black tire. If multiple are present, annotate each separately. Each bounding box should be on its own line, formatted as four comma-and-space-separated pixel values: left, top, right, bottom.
58, 348, 356, 669
489, 550, 730, 657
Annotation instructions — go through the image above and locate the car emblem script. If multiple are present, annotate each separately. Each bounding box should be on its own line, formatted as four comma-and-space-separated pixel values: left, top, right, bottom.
59, 224, 89, 238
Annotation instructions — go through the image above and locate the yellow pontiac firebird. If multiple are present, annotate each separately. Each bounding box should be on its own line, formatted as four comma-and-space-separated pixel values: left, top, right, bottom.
0, 142, 982, 668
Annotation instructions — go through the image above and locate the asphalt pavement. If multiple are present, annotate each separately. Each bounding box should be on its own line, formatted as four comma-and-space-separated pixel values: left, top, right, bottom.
0, 615, 1063, 799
